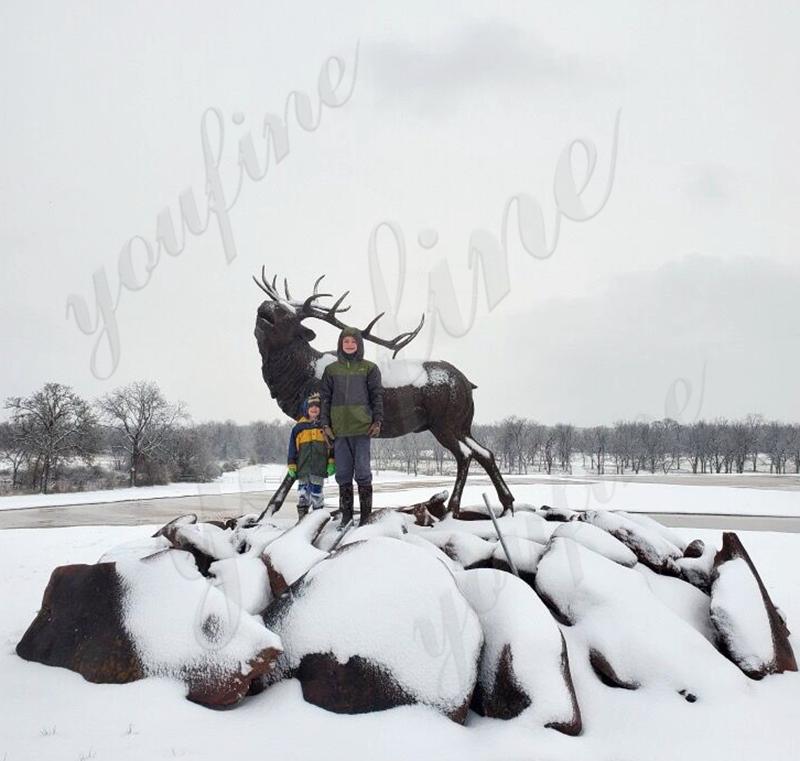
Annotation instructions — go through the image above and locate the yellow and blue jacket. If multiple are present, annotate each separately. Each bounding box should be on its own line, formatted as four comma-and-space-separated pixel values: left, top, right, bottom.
287, 416, 334, 480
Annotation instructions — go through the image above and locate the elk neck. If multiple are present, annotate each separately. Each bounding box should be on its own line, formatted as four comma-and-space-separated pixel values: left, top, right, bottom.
262, 336, 322, 418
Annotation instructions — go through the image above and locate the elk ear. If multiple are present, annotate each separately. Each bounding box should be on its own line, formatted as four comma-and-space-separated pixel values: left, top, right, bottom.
298, 324, 317, 342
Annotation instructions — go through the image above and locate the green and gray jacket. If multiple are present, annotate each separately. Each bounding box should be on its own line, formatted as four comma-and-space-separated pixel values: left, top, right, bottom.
320, 327, 384, 437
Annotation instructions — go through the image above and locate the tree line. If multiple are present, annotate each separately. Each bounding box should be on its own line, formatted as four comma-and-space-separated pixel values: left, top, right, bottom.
2, 381, 798, 495
0, 381, 292, 494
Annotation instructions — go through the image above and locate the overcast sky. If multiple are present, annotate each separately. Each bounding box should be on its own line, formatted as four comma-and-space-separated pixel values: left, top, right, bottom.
2, 0, 799, 426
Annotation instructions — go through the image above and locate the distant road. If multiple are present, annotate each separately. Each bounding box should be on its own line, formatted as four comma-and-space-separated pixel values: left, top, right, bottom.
2, 473, 799, 532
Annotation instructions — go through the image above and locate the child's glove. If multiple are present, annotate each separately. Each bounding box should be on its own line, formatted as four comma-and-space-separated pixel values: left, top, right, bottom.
367, 420, 382, 438
323, 425, 335, 444
287, 464, 297, 479
326, 462, 336, 477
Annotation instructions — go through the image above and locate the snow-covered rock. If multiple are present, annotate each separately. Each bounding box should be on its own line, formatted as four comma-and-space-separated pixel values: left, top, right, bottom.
580, 510, 682, 573
390, 491, 448, 525
262, 509, 330, 595
490, 536, 547, 582
209, 554, 272, 615
435, 512, 553, 544
99, 534, 171, 563
401, 533, 460, 572
174, 522, 237, 560
710, 532, 797, 679
535, 538, 745, 700
633, 565, 716, 643
618, 511, 689, 552
676, 539, 717, 592
152, 513, 197, 541
455, 500, 504, 521
341, 510, 414, 546
551, 521, 637, 567
413, 529, 497, 568
535, 504, 580, 522
231, 518, 284, 555
117, 550, 282, 706
455, 568, 582, 735
160, 521, 237, 575
16, 551, 282, 708
264, 537, 482, 722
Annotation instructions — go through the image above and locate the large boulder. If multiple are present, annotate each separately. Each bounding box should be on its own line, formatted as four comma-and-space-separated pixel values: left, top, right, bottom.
264, 537, 482, 722
262, 509, 330, 595
16, 562, 144, 684
676, 538, 717, 593
455, 568, 582, 735
436, 513, 553, 544
535, 537, 745, 701
17, 550, 282, 708
710, 532, 797, 679
490, 536, 547, 585
551, 521, 637, 567
580, 510, 682, 574
412, 529, 497, 569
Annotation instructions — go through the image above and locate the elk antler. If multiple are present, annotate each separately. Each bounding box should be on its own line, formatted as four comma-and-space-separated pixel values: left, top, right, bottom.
299, 274, 424, 358
254, 271, 424, 357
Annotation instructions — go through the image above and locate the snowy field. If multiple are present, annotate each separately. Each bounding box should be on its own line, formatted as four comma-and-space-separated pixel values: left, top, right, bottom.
3, 464, 800, 519
2, 498, 799, 759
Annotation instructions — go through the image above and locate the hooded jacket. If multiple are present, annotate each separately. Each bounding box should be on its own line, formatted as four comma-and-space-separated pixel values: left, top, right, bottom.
287, 396, 333, 482
320, 327, 384, 437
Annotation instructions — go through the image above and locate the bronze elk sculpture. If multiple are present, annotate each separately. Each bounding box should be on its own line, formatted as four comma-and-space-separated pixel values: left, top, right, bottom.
253, 269, 514, 517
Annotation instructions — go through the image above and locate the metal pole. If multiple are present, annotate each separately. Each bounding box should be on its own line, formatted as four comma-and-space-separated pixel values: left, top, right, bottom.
483, 492, 519, 577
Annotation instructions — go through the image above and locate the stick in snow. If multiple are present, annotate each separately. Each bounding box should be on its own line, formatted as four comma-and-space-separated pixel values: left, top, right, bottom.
483, 492, 519, 577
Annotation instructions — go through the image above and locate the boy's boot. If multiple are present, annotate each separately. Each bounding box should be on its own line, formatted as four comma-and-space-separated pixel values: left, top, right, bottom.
296, 503, 309, 523
338, 484, 354, 529
357, 483, 373, 526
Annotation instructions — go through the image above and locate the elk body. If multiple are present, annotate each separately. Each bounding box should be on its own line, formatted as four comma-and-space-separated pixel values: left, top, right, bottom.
253, 270, 514, 516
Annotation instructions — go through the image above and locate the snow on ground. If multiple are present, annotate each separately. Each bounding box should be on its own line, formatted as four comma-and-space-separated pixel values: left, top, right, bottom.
373, 476, 800, 518
0, 465, 442, 512
1, 518, 800, 760
2, 463, 800, 519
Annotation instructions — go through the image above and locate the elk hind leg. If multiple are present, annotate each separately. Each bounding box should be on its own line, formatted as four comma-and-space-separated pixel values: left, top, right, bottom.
462, 435, 515, 515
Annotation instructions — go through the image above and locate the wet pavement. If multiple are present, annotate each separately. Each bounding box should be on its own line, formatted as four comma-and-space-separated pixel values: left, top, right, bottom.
1, 472, 799, 532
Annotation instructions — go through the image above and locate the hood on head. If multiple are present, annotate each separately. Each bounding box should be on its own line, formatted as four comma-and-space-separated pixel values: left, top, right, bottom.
337, 327, 364, 361
301, 392, 321, 418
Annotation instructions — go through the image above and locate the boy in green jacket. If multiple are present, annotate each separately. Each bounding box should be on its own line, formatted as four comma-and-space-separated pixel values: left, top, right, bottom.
320, 327, 383, 528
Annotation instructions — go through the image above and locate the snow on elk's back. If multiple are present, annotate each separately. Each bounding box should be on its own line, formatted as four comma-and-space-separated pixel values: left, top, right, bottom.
267, 537, 483, 713
116, 550, 281, 675
711, 558, 776, 675
378, 359, 427, 388
377, 360, 450, 388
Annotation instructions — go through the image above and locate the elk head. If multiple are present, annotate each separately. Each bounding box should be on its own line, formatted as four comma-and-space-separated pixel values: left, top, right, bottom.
253, 268, 424, 357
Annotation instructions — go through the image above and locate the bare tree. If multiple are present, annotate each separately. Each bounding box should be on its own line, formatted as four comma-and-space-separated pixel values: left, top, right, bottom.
5, 383, 99, 493
96, 381, 186, 487
0, 420, 29, 488
554, 424, 574, 473
586, 426, 609, 474
498, 417, 528, 474
762, 421, 790, 475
